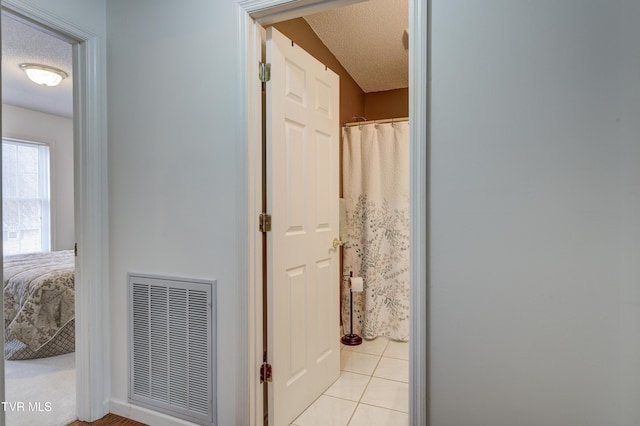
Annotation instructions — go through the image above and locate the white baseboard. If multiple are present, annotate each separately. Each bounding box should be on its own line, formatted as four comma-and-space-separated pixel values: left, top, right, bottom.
109, 398, 201, 426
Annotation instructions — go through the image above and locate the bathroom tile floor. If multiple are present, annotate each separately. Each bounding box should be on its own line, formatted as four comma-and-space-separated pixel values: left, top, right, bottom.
291, 337, 409, 426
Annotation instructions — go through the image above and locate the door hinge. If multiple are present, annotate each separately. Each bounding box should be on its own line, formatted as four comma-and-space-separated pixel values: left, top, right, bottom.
259, 62, 271, 83
259, 213, 272, 233
260, 362, 272, 383
260, 352, 272, 383
74, 243, 78, 257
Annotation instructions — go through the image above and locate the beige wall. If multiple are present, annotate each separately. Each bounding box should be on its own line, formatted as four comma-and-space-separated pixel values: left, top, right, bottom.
271, 18, 365, 125
364, 88, 408, 121
270, 19, 408, 124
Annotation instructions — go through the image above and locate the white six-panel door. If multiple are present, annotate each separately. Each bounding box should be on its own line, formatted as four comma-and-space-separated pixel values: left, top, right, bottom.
266, 26, 341, 425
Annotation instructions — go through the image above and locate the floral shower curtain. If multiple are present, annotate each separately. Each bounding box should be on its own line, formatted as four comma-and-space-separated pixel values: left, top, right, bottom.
342, 120, 409, 341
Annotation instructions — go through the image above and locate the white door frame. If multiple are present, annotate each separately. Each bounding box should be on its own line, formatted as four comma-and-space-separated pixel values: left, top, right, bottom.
1, 0, 109, 422
236, 0, 430, 424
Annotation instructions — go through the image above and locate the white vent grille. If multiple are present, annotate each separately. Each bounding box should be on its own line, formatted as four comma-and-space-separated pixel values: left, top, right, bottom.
129, 274, 216, 425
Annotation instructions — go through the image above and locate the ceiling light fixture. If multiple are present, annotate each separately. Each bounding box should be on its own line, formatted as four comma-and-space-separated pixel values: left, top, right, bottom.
19, 63, 68, 87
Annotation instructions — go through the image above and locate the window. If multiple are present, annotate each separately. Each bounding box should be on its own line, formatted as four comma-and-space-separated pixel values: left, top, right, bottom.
2, 138, 51, 255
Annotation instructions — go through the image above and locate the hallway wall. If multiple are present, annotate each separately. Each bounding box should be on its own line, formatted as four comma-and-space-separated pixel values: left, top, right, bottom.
430, 1, 640, 424
106, 1, 245, 424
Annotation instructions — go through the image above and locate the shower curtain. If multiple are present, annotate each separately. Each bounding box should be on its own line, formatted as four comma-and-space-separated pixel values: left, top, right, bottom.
342, 120, 409, 341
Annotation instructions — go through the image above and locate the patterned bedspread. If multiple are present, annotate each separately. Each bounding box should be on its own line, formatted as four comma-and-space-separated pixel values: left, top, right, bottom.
3, 250, 75, 352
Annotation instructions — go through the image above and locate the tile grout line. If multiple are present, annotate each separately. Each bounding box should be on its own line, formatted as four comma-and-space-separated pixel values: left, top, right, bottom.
298, 339, 408, 425
357, 402, 411, 415
369, 373, 409, 385
345, 339, 389, 425
345, 357, 378, 425
373, 356, 410, 384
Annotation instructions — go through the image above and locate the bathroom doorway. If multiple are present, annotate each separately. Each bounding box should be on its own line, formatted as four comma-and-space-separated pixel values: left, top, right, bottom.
248, 1, 418, 424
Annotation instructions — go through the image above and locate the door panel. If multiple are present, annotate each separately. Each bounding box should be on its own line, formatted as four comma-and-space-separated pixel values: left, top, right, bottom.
266, 26, 340, 425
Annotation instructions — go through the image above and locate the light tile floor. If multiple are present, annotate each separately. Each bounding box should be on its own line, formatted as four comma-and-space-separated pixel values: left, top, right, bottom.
291, 338, 409, 426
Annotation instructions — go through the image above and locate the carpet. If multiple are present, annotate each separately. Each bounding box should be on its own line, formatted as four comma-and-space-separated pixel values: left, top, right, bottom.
4, 352, 76, 426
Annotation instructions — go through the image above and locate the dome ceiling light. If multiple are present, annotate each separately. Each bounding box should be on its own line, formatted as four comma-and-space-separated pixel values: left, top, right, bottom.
19, 63, 68, 87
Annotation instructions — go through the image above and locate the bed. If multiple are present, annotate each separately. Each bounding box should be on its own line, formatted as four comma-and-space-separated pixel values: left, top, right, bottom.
3, 250, 75, 360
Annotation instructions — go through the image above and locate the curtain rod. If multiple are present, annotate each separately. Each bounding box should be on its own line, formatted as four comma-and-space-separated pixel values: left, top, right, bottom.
343, 117, 409, 127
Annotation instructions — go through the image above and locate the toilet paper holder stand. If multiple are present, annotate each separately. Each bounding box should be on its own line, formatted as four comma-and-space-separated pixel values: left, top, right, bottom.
341, 271, 363, 346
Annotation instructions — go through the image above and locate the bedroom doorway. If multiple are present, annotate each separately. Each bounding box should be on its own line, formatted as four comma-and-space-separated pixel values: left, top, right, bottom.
1, 11, 78, 425
1, 1, 109, 423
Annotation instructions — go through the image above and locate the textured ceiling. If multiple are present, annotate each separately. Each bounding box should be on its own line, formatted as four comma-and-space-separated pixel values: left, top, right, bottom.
304, 0, 408, 93
1, 14, 73, 118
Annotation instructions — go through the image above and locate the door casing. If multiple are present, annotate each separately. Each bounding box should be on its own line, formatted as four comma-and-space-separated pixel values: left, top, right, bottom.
0, 0, 110, 422
237, 0, 430, 424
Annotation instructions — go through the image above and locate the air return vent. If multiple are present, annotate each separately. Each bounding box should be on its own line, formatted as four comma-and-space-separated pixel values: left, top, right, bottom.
128, 274, 216, 425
